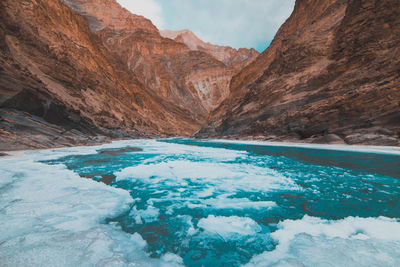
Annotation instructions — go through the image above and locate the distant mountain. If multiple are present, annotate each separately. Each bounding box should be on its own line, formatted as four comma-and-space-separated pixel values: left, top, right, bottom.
160, 29, 259, 71
198, 0, 400, 146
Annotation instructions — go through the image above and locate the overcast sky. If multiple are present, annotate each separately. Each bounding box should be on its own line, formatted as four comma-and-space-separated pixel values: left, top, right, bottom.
117, 0, 295, 52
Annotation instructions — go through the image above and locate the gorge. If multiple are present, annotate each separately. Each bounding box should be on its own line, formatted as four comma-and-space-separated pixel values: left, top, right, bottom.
1, 1, 400, 266
1, 0, 399, 149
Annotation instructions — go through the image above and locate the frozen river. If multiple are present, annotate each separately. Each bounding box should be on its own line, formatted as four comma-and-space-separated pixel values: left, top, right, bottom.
1, 139, 399, 266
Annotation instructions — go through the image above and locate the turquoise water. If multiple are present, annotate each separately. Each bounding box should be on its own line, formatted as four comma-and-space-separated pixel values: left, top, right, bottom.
43, 139, 400, 266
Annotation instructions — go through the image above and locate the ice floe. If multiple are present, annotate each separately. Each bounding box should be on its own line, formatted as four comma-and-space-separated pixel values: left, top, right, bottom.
130, 205, 160, 223
116, 160, 300, 193
198, 215, 262, 239
246, 215, 400, 266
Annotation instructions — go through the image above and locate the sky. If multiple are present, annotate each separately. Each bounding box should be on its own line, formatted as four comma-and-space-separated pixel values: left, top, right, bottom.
117, 0, 295, 52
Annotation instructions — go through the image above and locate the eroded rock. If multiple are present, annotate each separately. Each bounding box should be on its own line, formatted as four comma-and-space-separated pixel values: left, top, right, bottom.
200, 0, 400, 146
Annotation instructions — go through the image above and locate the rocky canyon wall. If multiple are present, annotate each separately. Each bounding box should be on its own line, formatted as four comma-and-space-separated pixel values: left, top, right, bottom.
2, 0, 398, 149
0, 0, 257, 150
198, 0, 400, 146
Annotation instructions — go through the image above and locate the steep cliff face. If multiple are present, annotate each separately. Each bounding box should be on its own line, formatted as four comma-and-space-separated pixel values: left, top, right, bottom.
160, 29, 259, 71
199, 0, 400, 146
63, 0, 253, 114
0, 0, 201, 150
0, 0, 259, 150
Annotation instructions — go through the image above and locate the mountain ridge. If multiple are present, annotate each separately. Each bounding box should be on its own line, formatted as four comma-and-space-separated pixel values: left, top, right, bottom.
160, 29, 259, 71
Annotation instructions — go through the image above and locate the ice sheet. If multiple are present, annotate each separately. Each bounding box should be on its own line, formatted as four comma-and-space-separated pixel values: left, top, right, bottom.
0, 150, 183, 266
207, 139, 400, 155
2, 138, 399, 266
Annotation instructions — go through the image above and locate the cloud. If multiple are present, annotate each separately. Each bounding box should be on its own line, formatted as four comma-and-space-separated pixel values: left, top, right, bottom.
117, 0, 164, 28
117, 0, 295, 52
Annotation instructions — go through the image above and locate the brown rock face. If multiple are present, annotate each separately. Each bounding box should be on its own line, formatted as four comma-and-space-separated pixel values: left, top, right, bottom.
0, 0, 203, 149
0, 0, 257, 150
199, 0, 400, 146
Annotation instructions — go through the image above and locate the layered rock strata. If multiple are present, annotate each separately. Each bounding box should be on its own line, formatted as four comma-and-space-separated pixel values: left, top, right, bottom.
0, 0, 199, 149
199, 0, 400, 146
63, 0, 258, 114
0, 0, 257, 150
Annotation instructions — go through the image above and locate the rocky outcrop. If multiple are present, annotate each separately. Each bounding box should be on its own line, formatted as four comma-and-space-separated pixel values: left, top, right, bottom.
199, 0, 400, 146
0, 108, 111, 151
160, 29, 259, 71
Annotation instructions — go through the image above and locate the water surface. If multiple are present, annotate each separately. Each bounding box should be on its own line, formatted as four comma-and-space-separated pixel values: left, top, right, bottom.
42, 139, 400, 266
